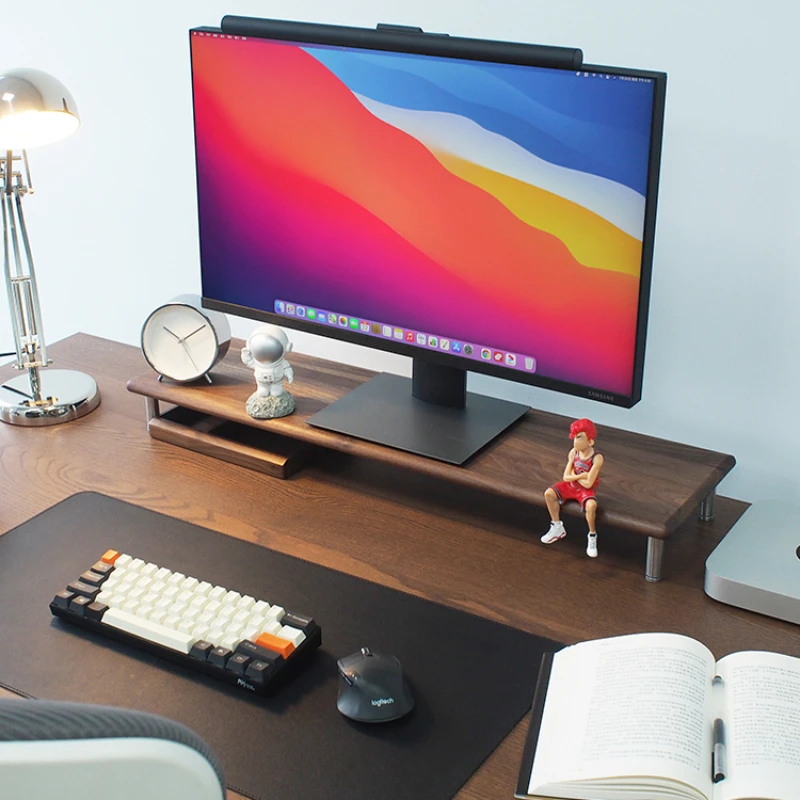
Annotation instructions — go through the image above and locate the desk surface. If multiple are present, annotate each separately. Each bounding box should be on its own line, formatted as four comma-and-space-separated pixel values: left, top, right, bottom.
1, 334, 798, 800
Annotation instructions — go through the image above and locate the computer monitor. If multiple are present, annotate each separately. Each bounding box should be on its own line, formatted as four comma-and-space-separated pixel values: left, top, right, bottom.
190, 17, 667, 464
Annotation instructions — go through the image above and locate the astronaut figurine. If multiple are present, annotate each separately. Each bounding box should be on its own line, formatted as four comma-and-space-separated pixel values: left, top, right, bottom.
241, 324, 296, 419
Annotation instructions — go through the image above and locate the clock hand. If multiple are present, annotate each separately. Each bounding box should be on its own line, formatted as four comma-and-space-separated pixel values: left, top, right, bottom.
182, 324, 207, 341
181, 341, 200, 373
162, 326, 181, 341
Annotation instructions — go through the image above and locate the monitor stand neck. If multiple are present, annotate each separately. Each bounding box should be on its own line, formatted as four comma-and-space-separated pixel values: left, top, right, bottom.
411, 358, 466, 409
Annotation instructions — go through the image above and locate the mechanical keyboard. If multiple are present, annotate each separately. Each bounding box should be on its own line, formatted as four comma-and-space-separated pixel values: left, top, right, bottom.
50, 549, 322, 695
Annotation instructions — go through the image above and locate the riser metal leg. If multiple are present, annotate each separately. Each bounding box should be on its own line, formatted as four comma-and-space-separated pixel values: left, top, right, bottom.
699, 489, 717, 521
645, 537, 664, 582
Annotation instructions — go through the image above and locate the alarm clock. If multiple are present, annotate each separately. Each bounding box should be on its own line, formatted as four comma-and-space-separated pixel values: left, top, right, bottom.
141, 294, 231, 383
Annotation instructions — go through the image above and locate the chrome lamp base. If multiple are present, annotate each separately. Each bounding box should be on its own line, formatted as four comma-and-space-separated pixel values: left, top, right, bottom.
0, 368, 100, 426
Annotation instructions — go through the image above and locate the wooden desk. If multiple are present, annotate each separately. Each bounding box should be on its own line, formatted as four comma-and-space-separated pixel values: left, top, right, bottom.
2, 334, 799, 800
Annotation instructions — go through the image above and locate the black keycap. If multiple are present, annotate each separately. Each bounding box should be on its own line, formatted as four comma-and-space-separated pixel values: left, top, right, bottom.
67, 581, 100, 600
80, 570, 106, 586
85, 602, 108, 621
244, 660, 273, 687
190, 641, 214, 661
52, 590, 75, 608
226, 653, 250, 674
283, 611, 319, 635
69, 595, 93, 616
235, 640, 285, 668
208, 647, 232, 668
90, 561, 114, 576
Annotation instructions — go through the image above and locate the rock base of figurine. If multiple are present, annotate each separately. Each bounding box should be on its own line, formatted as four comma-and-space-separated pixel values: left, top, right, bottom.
245, 391, 295, 419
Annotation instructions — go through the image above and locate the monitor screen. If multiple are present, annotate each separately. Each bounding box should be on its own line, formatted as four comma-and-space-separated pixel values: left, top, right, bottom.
190, 20, 666, 462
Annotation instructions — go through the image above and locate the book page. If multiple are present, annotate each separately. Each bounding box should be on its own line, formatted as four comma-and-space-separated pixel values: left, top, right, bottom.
528, 633, 715, 797
715, 650, 800, 800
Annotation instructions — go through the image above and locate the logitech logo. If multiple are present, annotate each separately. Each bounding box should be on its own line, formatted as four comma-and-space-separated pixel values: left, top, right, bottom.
237, 677, 256, 691
371, 697, 395, 707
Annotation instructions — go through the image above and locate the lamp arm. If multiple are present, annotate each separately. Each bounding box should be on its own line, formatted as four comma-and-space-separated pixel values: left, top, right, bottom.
1, 149, 49, 386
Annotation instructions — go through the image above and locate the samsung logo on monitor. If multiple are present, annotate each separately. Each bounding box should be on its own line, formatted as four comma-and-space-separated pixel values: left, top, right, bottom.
588, 390, 616, 403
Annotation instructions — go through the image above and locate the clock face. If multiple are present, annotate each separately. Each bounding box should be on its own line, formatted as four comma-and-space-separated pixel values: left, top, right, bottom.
141, 304, 221, 382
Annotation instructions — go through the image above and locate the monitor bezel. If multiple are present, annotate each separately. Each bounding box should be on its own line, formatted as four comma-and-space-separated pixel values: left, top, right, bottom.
191, 21, 667, 409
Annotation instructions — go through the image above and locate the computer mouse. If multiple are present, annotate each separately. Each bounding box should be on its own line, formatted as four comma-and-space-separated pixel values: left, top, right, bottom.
336, 647, 415, 723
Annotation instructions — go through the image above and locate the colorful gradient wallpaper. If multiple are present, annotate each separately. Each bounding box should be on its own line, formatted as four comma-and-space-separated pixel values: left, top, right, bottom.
191, 32, 659, 397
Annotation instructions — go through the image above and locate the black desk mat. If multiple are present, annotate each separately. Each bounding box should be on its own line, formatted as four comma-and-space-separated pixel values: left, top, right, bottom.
0, 492, 559, 800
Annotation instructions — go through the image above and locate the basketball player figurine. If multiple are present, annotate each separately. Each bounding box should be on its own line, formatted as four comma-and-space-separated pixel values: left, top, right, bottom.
241, 324, 296, 419
540, 418, 604, 558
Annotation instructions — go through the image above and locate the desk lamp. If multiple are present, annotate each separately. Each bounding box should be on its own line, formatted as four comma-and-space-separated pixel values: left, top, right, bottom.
0, 67, 100, 425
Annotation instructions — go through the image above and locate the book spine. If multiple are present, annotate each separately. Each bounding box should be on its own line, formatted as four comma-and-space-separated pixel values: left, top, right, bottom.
515, 652, 555, 798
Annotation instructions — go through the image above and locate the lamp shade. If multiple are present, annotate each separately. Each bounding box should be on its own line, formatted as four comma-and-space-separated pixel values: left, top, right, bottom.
0, 68, 79, 149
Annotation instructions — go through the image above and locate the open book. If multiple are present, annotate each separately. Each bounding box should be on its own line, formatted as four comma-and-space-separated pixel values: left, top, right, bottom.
515, 632, 800, 800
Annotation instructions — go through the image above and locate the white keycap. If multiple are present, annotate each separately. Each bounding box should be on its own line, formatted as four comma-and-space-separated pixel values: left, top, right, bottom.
191, 622, 210, 641
141, 593, 160, 608
181, 576, 199, 592
208, 586, 226, 602
204, 600, 222, 616
140, 563, 158, 577
252, 600, 270, 615
149, 610, 167, 625
279, 625, 306, 648
103, 573, 122, 590
232, 609, 251, 626
154, 567, 172, 582
97, 590, 114, 605
216, 606, 235, 623
237, 595, 256, 612
155, 596, 173, 611
206, 629, 225, 647
167, 572, 185, 586
162, 586, 180, 601
121, 599, 140, 614
223, 590, 242, 606
103, 608, 195, 654
163, 614, 182, 630
169, 603, 189, 618
221, 634, 240, 652
244, 617, 266, 637
177, 619, 195, 634
115, 554, 132, 568
195, 581, 212, 596
242, 626, 261, 643
135, 604, 155, 619
177, 590, 194, 606
134, 576, 153, 592
190, 595, 209, 611
183, 607, 201, 623
265, 605, 285, 623
127, 588, 146, 603
263, 620, 282, 636
197, 611, 216, 627
148, 580, 167, 596
128, 558, 145, 573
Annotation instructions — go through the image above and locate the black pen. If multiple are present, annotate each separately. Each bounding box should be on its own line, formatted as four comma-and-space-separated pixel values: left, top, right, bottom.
713, 718, 726, 782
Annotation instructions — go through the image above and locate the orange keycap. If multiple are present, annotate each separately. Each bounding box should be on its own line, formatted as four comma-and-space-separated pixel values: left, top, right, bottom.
255, 632, 295, 659
101, 549, 120, 565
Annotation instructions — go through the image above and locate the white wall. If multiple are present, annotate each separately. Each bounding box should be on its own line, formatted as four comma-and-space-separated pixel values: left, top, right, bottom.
3, 1, 797, 504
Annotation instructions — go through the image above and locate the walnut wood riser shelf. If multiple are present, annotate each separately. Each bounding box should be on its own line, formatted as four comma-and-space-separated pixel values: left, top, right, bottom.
127, 341, 736, 582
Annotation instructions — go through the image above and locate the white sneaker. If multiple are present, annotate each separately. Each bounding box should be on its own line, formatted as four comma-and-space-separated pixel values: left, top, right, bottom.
541, 523, 566, 544
586, 534, 598, 558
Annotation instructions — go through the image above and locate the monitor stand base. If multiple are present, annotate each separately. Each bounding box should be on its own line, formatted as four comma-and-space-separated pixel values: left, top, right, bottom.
307, 372, 529, 465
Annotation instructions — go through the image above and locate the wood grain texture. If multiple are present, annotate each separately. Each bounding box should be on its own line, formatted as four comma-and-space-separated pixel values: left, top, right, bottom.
3, 334, 797, 800
128, 339, 736, 540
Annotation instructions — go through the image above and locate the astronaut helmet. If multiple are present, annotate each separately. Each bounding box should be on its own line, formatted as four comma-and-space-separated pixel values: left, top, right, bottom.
246, 324, 292, 365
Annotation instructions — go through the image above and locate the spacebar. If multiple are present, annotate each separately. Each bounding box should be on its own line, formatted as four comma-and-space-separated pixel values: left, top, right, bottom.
102, 608, 195, 654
